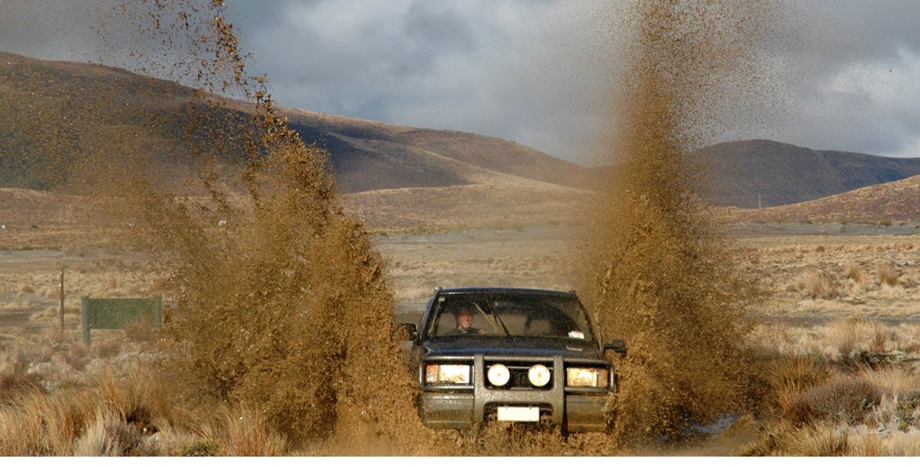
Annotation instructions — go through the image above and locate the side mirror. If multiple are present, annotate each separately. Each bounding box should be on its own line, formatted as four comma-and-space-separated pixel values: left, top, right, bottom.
603, 339, 627, 356
396, 323, 418, 342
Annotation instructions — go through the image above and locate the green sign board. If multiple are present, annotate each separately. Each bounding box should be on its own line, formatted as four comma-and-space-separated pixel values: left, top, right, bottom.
81, 297, 163, 344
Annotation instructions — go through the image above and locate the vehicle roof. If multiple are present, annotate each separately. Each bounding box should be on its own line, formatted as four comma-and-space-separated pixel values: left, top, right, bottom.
436, 287, 577, 297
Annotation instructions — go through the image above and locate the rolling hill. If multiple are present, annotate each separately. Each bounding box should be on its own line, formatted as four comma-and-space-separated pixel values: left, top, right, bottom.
696, 140, 920, 208
716, 174, 920, 224
3, 50, 920, 220
0, 51, 592, 194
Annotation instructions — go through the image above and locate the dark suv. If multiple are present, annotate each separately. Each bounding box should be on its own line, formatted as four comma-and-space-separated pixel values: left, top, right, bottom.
400, 287, 625, 433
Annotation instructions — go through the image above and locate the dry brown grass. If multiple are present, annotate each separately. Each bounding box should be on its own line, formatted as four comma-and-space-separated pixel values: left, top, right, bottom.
742, 314, 920, 456
0, 350, 42, 400
0, 346, 296, 456
846, 429, 920, 456
73, 407, 158, 456
785, 375, 881, 426
845, 263, 865, 284
793, 270, 840, 299
738, 421, 849, 456
876, 262, 900, 287
767, 355, 828, 419
787, 422, 850, 456
221, 405, 289, 456
826, 319, 860, 360
737, 233, 920, 318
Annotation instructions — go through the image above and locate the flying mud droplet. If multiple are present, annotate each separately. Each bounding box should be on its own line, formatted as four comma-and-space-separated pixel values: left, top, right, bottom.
59, 0, 430, 450
577, 0, 777, 446
1, 0, 785, 455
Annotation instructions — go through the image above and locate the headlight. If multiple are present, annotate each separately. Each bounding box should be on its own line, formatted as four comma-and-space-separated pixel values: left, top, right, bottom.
487, 364, 510, 386
528, 364, 551, 387
425, 364, 471, 384
566, 367, 609, 388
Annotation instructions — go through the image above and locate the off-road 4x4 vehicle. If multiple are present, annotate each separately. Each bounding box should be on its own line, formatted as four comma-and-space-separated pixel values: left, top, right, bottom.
399, 287, 626, 433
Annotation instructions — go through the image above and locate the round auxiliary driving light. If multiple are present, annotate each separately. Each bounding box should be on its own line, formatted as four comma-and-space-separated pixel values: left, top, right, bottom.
487, 364, 510, 387
528, 364, 551, 387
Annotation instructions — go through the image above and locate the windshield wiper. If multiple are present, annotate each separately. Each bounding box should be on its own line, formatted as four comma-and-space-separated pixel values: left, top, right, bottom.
483, 302, 510, 336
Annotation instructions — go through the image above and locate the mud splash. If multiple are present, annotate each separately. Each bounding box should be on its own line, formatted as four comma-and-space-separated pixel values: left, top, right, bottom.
579, 0, 774, 446
2, 0, 783, 455
71, 0, 429, 451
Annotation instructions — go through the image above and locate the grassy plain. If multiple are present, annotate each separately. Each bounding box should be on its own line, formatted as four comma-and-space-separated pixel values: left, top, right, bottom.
2, 190, 920, 454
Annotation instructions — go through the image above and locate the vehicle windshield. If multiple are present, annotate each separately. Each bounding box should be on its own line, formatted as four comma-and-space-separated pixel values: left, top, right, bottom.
425, 292, 595, 341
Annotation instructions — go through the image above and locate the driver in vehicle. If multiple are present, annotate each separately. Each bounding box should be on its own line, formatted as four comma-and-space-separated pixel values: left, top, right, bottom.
452, 304, 487, 335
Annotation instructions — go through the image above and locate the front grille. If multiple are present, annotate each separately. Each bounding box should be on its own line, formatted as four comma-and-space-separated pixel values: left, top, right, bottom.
483, 362, 553, 390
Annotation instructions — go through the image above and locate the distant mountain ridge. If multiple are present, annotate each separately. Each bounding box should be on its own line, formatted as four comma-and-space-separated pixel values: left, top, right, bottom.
3, 51, 920, 213
697, 140, 920, 208
0, 50, 593, 194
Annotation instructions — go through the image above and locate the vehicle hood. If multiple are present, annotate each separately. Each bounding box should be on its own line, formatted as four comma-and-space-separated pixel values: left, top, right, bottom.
422, 337, 602, 360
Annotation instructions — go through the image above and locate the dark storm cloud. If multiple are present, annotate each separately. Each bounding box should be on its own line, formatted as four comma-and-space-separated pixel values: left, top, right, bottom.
404, 2, 477, 53
224, 0, 920, 160
1, 0, 919, 160
223, 0, 609, 161
724, 0, 920, 157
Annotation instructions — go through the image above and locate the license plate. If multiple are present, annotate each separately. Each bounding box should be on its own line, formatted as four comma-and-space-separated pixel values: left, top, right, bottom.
497, 406, 539, 422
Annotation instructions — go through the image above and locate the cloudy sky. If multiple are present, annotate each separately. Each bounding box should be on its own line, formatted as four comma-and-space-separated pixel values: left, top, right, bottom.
2, 0, 920, 163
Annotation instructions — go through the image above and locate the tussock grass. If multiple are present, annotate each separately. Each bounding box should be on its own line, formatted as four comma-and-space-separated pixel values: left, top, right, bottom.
0, 350, 42, 400
785, 376, 881, 426
793, 270, 840, 299
221, 405, 289, 456
744, 316, 920, 456
788, 422, 849, 456
847, 429, 920, 456
73, 407, 158, 456
0, 330, 299, 456
845, 263, 864, 284
857, 367, 920, 400
0, 360, 292, 456
876, 262, 900, 287
767, 355, 828, 419
826, 319, 860, 361
0, 389, 92, 455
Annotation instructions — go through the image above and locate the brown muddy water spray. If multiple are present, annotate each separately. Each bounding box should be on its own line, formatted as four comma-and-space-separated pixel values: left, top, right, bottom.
70, 0, 433, 453
578, 0, 778, 447
2, 0, 781, 455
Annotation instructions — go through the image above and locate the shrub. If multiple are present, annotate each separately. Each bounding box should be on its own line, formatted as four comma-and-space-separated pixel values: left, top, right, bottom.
895, 392, 920, 432
177, 440, 222, 457
786, 376, 881, 426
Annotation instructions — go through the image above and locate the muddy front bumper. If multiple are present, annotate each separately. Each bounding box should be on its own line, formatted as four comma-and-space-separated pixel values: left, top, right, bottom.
418, 355, 612, 433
